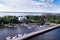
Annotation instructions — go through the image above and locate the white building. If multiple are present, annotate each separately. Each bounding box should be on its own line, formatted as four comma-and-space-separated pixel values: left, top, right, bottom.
18, 16, 27, 21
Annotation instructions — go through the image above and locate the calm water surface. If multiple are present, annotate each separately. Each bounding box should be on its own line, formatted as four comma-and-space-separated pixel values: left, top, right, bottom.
0, 25, 49, 40
29, 27, 60, 40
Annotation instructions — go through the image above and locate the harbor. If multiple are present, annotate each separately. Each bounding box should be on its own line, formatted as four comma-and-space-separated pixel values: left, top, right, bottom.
6, 24, 60, 40
0, 13, 60, 40
0, 24, 50, 40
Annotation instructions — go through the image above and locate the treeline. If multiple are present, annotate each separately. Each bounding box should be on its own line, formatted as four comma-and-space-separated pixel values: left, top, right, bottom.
0, 16, 46, 25
27, 15, 60, 24
26, 16, 45, 24
0, 16, 19, 24
0, 15, 60, 25
47, 15, 60, 24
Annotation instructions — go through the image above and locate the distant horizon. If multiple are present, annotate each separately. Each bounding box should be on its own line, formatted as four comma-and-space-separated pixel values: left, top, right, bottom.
0, 12, 43, 17
0, 12, 60, 13
0, 12, 60, 17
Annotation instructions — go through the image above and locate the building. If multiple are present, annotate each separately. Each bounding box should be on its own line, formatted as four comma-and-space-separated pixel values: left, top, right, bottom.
18, 16, 27, 22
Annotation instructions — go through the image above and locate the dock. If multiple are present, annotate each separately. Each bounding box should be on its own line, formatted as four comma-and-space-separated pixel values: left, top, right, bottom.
6, 24, 60, 40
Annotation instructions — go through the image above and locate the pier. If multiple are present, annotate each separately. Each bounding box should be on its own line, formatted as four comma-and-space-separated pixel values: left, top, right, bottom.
6, 24, 60, 40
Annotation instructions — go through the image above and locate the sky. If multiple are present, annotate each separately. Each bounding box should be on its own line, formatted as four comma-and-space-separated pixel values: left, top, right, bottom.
0, 0, 60, 12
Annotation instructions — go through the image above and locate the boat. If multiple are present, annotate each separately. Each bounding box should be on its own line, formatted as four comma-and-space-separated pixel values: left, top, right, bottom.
8, 25, 16, 28
23, 33, 27, 36
6, 36, 11, 40
18, 34, 22, 37
12, 36, 17, 39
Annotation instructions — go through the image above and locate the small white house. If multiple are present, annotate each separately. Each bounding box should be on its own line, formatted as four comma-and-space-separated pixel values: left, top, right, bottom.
18, 16, 27, 21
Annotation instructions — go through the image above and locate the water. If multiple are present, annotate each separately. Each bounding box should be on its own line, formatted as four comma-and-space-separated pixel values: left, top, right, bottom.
0, 25, 49, 40
29, 27, 60, 40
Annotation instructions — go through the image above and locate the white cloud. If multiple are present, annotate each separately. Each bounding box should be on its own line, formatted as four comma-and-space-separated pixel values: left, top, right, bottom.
3, 0, 38, 10
32, 0, 60, 12
0, 0, 60, 12
40, 0, 54, 2
33, 0, 54, 7
0, 4, 17, 11
47, 0, 54, 2
0, 0, 44, 12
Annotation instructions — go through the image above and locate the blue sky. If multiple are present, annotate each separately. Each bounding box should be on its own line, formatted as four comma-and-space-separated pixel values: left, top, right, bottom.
0, 0, 60, 13
53, 0, 60, 5
34, 0, 60, 5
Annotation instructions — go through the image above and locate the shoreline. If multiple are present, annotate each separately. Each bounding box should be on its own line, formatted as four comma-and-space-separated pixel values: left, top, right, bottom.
0, 23, 60, 28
